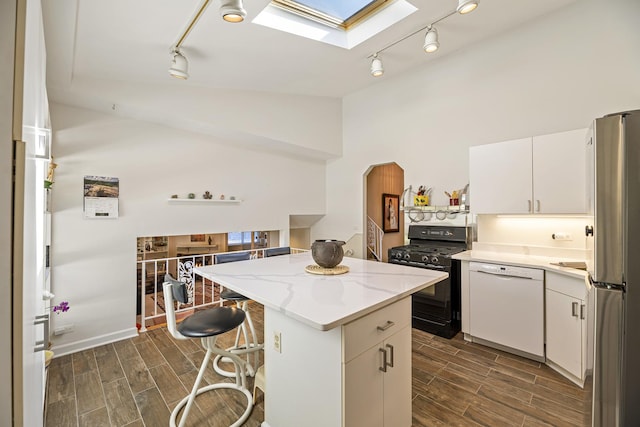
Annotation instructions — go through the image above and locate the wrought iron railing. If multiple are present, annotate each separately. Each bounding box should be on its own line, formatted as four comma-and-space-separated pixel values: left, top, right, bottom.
137, 247, 307, 332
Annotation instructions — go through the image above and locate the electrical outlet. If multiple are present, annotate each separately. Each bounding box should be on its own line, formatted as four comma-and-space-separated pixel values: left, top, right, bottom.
53, 324, 75, 335
273, 331, 282, 353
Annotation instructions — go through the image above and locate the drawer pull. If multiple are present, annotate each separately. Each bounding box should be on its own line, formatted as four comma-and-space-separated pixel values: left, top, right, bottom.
377, 320, 395, 332
580, 304, 585, 320
572, 302, 579, 317
386, 344, 394, 368
379, 348, 388, 372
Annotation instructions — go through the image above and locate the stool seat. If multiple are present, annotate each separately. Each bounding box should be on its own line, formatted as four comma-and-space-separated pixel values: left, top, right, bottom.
178, 307, 245, 338
221, 289, 249, 301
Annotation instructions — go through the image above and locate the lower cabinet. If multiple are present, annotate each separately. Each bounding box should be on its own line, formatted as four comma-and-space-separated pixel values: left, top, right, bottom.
344, 326, 411, 427
545, 272, 591, 386
343, 297, 411, 427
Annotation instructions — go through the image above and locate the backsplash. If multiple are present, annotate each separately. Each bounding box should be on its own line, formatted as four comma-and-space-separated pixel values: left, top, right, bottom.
476, 215, 589, 257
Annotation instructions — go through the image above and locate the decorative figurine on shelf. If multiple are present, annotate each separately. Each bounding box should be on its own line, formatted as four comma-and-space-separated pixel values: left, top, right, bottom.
219, 194, 225, 200
203, 191, 212, 199
171, 194, 178, 199
188, 193, 195, 199
208, 236, 212, 245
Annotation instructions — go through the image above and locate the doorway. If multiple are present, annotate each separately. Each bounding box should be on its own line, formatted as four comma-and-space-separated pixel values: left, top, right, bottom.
363, 162, 405, 262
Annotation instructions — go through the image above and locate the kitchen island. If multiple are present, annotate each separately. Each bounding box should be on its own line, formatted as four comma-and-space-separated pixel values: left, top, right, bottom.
194, 252, 447, 427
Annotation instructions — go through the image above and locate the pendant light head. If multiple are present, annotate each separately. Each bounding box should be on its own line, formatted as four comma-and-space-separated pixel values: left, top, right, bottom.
457, 0, 479, 14
370, 54, 384, 77
423, 27, 439, 53
220, 0, 246, 23
169, 50, 189, 80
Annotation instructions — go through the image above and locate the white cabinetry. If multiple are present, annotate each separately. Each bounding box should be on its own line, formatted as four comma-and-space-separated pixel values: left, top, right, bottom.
469, 129, 587, 214
545, 271, 591, 387
343, 298, 411, 427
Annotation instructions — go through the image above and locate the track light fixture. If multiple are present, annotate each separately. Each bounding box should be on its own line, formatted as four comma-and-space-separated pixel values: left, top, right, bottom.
423, 27, 439, 53
371, 54, 384, 77
220, 0, 246, 23
368, 0, 479, 77
169, 50, 189, 79
457, 0, 479, 14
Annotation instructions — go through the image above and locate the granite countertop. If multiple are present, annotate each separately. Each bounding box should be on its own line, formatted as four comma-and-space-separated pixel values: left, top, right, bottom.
194, 252, 447, 331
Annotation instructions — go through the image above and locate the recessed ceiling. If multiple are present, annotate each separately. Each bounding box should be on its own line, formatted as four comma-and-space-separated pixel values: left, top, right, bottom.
42, 0, 577, 101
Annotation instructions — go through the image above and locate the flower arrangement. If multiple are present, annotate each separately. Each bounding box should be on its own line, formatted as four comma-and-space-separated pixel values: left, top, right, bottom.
52, 301, 70, 314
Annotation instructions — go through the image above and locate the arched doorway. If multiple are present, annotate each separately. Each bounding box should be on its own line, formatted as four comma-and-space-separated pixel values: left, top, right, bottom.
363, 162, 405, 262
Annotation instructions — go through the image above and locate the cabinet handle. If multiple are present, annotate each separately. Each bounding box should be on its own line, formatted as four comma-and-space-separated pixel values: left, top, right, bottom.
377, 320, 395, 332
580, 304, 585, 320
386, 344, 394, 368
379, 348, 388, 372
528, 200, 532, 213
34, 314, 49, 352
536, 200, 541, 212
572, 302, 579, 317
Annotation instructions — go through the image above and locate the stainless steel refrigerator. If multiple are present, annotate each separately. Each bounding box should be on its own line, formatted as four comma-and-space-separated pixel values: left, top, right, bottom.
586, 110, 640, 427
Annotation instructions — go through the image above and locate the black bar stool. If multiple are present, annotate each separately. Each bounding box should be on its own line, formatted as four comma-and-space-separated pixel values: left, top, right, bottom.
163, 274, 253, 427
213, 251, 263, 378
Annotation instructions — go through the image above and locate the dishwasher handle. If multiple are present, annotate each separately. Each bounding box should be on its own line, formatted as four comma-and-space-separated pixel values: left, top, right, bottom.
472, 269, 535, 280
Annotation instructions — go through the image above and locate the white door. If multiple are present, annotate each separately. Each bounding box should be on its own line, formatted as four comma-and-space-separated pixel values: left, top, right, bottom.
13, 0, 50, 423
15, 137, 47, 427
546, 289, 583, 378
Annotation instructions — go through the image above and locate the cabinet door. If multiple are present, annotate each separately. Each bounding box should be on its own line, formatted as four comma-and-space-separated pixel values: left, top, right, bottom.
532, 129, 587, 213
383, 326, 411, 427
469, 138, 533, 214
344, 344, 384, 427
546, 289, 583, 379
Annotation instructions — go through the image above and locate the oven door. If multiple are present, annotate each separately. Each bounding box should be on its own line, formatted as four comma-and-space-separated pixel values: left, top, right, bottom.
412, 260, 461, 338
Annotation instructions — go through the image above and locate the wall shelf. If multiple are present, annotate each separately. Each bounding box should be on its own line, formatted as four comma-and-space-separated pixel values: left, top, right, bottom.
402, 205, 468, 213
167, 198, 242, 204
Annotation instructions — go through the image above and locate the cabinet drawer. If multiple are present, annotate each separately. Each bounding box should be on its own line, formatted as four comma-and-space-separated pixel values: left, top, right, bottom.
546, 271, 589, 300
342, 297, 410, 363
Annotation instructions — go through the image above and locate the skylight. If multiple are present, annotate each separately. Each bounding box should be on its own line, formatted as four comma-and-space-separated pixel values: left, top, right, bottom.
254, 0, 417, 50
271, 0, 389, 29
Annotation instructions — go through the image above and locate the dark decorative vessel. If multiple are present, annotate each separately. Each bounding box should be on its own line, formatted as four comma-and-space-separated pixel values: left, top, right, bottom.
311, 240, 345, 268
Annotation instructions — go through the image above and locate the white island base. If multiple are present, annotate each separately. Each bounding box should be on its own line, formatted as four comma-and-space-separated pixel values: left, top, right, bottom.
193, 253, 446, 427
262, 297, 411, 427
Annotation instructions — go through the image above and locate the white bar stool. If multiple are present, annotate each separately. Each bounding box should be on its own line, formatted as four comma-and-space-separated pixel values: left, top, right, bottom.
163, 275, 253, 427
213, 251, 263, 378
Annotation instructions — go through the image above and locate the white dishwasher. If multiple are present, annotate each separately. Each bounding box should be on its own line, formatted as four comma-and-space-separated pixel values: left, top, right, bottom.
468, 262, 545, 361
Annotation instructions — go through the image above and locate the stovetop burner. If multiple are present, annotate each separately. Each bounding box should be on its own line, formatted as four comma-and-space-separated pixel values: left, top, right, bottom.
388, 225, 470, 269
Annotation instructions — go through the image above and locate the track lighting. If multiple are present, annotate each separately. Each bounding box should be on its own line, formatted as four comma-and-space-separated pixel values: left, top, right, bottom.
367, 0, 479, 77
370, 54, 384, 77
423, 27, 439, 53
169, 50, 189, 79
220, 0, 246, 23
457, 0, 479, 14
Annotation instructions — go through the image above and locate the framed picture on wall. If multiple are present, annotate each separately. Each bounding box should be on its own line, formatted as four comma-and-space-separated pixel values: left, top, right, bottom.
382, 193, 400, 233
190, 234, 205, 242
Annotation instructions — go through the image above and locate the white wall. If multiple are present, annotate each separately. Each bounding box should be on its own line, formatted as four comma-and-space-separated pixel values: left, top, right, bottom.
0, 0, 17, 422
49, 103, 326, 354
314, 0, 640, 242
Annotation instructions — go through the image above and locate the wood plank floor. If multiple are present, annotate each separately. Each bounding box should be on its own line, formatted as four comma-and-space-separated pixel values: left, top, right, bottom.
46, 302, 592, 426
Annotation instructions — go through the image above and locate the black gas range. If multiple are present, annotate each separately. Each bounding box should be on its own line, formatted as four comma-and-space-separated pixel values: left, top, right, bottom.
388, 225, 470, 338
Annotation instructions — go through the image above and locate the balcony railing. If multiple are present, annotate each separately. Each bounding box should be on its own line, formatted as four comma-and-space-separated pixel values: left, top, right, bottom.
137, 247, 307, 332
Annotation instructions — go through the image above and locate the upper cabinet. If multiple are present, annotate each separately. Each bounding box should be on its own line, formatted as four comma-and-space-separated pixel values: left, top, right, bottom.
469, 128, 587, 214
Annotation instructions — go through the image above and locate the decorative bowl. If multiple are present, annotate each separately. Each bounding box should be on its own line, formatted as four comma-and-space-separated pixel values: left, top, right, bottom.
311, 239, 345, 268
